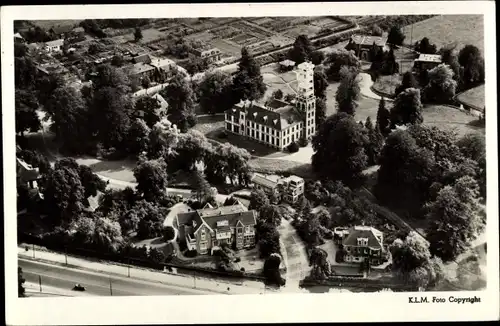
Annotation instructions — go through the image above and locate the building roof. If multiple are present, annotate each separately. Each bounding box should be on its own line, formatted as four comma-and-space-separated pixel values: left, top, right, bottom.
415, 54, 442, 63
455, 84, 485, 112
226, 99, 303, 130
50, 25, 74, 35
133, 53, 152, 64
350, 34, 387, 47
252, 173, 279, 189
16, 158, 40, 182
279, 59, 296, 67
14, 32, 24, 39
281, 175, 304, 184
149, 56, 176, 70
72, 27, 85, 33
45, 39, 65, 48
128, 62, 155, 76
342, 225, 383, 250
176, 204, 255, 233
191, 47, 221, 57
151, 93, 169, 112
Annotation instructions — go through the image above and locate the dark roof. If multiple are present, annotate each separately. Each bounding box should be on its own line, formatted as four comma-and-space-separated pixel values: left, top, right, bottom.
50, 25, 74, 35
176, 204, 256, 233
455, 84, 485, 112
252, 174, 279, 189
342, 226, 383, 250
133, 54, 152, 64
16, 158, 40, 182
226, 100, 303, 130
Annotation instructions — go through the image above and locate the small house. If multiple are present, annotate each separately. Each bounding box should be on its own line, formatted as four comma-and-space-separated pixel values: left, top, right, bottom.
342, 225, 385, 266
345, 35, 388, 61
44, 39, 65, 53
279, 59, 296, 72
413, 54, 442, 74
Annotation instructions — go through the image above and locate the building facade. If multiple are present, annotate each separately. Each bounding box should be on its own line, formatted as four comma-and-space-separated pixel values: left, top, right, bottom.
413, 54, 442, 74
342, 226, 385, 266
345, 35, 388, 61
174, 204, 257, 255
44, 39, 64, 53
17, 158, 41, 190
190, 47, 222, 63
225, 62, 316, 151
251, 173, 305, 204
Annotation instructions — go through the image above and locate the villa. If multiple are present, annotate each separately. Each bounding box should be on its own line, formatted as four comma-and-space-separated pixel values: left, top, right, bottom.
342, 225, 385, 266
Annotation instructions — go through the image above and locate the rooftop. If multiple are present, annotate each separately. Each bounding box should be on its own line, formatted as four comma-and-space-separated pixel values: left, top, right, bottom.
251, 173, 279, 189
45, 39, 65, 47
416, 53, 442, 63
149, 56, 176, 70
127, 62, 155, 76
279, 59, 296, 66
350, 34, 387, 47
342, 225, 384, 250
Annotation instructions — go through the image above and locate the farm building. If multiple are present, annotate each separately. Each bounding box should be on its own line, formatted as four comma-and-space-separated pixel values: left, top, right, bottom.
44, 39, 64, 53
455, 84, 485, 117
279, 59, 296, 72
345, 34, 388, 61
49, 25, 75, 39
413, 54, 442, 74
190, 47, 222, 63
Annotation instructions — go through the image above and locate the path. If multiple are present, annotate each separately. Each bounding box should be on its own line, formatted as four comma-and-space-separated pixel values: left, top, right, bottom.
358, 73, 394, 102
263, 71, 297, 95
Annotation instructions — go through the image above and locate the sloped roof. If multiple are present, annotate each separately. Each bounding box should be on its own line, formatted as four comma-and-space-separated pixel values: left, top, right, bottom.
149, 56, 176, 70
455, 84, 485, 112
350, 34, 387, 47
279, 59, 296, 66
16, 158, 40, 182
176, 204, 255, 233
342, 225, 383, 250
72, 27, 85, 33
45, 39, 64, 47
133, 53, 152, 64
50, 25, 74, 35
252, 173, 279, 189
415, 54, 442, 63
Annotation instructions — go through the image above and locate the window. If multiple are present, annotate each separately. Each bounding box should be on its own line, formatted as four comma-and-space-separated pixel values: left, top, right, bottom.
201, 229, 206, 241
226, 122, 231, 131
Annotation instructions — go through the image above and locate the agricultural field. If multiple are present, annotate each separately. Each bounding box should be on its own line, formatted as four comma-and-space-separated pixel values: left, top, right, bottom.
402, 15, 484, 53
283, 24, 322, 39
30, 20, 82, 30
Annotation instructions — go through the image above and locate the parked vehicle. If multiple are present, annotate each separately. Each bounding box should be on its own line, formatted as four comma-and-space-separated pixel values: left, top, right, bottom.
72, 284, 86, 291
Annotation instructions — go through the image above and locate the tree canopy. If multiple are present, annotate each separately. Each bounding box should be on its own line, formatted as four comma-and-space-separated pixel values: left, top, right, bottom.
232, 47, 267, 102
198, 71, 233, 115
133, 157, 169, 202
325, 49, 360, 81
387, 25, 405, 46
289, 34, 313, 64
335, 66, 360, 116
390, 88, 424, 127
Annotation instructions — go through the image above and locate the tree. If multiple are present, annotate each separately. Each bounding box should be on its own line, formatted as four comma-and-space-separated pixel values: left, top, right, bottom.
312, 112, 369, 187
325, 49, 360, 81
390, 88, 423, 127
15, 89, 41, 136
309, 248, 331, 280
42, 163, 86, 226
147, 118, 180, 159
232, 47, 266, 102
249, 189, 270, 211
310, 50, 325, 65
426, 176, 483, 261
191, 170, 213, 203
15, 56, 39, 90
111, 54, 125, 67
439, 46, 463, 90
18, 267, 26, 297
371, 24, 383, 36
272, 89, 284, 100
198, 71, 233, 115
315, 97, 327, 126
14, 42, 28, 57
44, 86, 91, 153
314, 67, 329, 99
376, 130, 436, 212
364, 117, 384, 166
133, 200, 168, 239
134, 27, 143, 42
387, 25, 405, 46
457, 133, 486, 163
263, 253, 284, 286
423, 64, 458, 103
134, 96, 162, 128
161, 72, 196, 132
458, 45, 485, 87
395, 71, 418, 96
381, 48, 399, 75
289, 34, 313, 64
287, 141, 299, 153
376, 97, 391, 135
126, 118, 151, 157
92, 64, 131, 93
257, 222, 280, 258
163, 225, 176, 241
259, 204, 283, 227
390, 232, 444, 289
335, 66, 360, 116
133, 158, 168, 202
184, 55, 210, 75
171, 130, 213, 172
414, 37, 437, 54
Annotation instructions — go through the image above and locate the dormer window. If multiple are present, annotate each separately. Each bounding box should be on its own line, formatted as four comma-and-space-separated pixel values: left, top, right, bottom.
253, 112, 257, 118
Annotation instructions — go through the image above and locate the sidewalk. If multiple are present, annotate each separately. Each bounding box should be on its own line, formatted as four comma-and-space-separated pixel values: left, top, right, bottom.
18, 246, 270, 295
23, 282, 89, 297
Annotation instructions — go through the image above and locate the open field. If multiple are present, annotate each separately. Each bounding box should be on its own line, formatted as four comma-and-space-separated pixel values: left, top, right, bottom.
421, 105, 484, 137
402, 15, 484, 53
30, 20, 82, 30
372, 74, 403, 97
283, 24, 322, 39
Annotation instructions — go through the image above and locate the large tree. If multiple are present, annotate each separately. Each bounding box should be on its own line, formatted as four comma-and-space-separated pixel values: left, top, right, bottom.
395, 71, 418, 96
161, 72, 196, 132
387, 25, 405, 46
423, 64, 458, 103
390, 88, 423, 127
364, 117, 384, 166
126, 118, 151, 157
289, 34, 313, 64
312, 112, 369, 187
232, 47, 266, 102
257, 222, 280, 258
315, 97, 327, 126
414, 37, 437, 54
171, 129, 213, 172
191, 170, 213, 203
381, 48, 399, 75
133, 157, 169, 202
15, 89, 41, 136
55, 159, 107, 200
313, 67, 329, 99
375, 97, 391, 135
134, 96, 162, 128
198, 71, 233, 115
249, 189, 270, 211
259, 204, 284, 227
335, 66, 360, 116
309, 248, 331, 280
458, 45, 485, 88
390, 231, 444, 289
325, 49, 360, 81
426, 176, 484, 261
134, 27, 143, 42
92, 64, 131, 93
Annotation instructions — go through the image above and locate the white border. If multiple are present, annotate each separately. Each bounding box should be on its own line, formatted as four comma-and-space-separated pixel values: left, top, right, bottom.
2, 2, 498, 324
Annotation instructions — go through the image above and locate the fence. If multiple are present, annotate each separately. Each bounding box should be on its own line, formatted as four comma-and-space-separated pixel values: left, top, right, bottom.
300, 277, 417, 291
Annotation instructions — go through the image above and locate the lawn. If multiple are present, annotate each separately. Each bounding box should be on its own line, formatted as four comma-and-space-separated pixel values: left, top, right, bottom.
31, 20, 82, 30
372, 74, 403, 97
456, 84, 485, 111
421, 104, 485, 137
248, 158, 314, 179
402, 15, 484, 53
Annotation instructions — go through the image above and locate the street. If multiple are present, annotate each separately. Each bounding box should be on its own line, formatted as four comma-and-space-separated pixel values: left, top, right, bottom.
19, 259, 225, 296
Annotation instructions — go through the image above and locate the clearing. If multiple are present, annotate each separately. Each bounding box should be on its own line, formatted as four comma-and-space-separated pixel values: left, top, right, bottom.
402, 15, 484, 53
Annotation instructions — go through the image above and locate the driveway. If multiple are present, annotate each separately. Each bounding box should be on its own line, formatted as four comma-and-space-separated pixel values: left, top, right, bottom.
277, 218, 311, 288
358, 73, 394, 102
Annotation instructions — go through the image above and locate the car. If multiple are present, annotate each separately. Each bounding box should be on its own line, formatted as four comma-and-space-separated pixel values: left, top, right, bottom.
72, 283, 86, 291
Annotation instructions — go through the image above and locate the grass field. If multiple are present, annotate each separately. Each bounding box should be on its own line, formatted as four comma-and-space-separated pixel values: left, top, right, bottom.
456, 84, 485, 110
372, 74, 403, 97
30, 20, 82, 30
402, 15, 484, 53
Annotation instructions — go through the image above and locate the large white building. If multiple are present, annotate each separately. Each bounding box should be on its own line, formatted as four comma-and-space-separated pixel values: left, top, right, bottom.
224, 62, 316, 151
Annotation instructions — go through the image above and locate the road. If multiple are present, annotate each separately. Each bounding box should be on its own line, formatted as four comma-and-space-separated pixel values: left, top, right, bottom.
20, 259, 222, 296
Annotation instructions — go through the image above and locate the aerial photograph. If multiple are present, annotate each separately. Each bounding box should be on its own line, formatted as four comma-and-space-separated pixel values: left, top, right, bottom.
14, 14, 486, 297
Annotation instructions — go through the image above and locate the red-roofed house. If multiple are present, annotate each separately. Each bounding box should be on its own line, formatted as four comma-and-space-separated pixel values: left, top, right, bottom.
174, 203, 257, 255
342, 225, 385, 266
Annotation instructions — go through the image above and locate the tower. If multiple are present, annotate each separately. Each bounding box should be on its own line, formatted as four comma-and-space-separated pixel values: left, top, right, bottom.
295, 61, 316, 139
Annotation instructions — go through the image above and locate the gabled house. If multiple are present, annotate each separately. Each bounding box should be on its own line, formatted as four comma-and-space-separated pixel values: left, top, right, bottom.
345, 35, 388, 61
49, 25, 74, 39
413, 54, 442, 74
16, 158, 41, 190
455, 84, 485, 117
342, 225, 385, 266
174, 204, 257, 255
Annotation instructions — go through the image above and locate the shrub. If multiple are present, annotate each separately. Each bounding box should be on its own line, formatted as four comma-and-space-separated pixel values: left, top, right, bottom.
287, 142, 299, 153
298, 137, 309, 147
218, 130, 228, 139
234, 257, 241, 263
240, 267, 245, 272
163, 226, 176, 241
184, 249, 198, 257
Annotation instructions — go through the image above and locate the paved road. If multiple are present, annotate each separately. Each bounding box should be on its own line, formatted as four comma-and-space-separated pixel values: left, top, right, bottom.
19, 259, 221, 296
